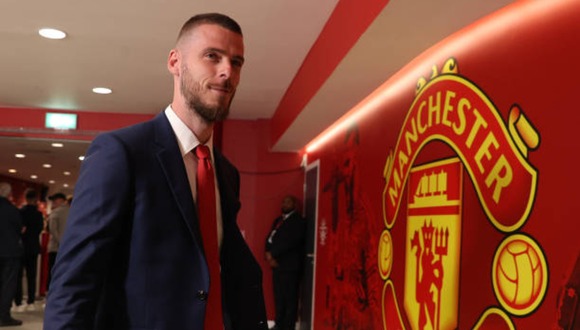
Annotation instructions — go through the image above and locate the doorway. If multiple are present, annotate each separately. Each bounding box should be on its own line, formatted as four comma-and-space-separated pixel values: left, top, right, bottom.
299, 160, 319, 330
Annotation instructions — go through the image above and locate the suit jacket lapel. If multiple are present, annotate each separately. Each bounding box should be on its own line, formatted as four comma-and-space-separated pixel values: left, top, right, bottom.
152, 113, 202, 243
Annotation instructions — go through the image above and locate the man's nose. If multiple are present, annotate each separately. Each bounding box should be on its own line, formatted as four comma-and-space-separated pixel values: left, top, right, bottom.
218, 61, 233, 80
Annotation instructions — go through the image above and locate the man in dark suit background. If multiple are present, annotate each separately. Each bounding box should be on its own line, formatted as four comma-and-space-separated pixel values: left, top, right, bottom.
44, 13, 267, 330
265, 196, 307, 330
13, 189, 44, 312
0, 182, 23, 327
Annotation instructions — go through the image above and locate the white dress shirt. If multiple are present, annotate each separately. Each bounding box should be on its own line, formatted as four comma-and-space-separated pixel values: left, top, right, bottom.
164, 105, 223, 248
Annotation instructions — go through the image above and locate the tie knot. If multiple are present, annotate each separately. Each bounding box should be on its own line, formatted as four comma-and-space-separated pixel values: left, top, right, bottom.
195, 145, 211, 160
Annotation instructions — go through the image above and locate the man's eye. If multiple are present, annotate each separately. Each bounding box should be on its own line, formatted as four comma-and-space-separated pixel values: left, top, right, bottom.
206, 53, 219, 60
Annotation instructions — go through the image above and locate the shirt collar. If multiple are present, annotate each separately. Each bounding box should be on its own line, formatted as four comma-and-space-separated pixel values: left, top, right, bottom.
164, 105, 214, 158
282, 210, 295, 220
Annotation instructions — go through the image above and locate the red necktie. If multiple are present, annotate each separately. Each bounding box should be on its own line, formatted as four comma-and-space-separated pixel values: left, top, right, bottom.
195, 145, 222, 329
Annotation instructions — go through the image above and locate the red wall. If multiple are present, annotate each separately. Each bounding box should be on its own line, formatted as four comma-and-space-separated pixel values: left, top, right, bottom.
306, 0, 580, 329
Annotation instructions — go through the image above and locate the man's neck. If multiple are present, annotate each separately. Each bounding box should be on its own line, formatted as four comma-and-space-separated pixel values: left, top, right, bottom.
171, 102, 214, 144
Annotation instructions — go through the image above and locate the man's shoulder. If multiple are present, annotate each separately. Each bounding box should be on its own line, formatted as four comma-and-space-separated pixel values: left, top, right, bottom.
51, 206, 70, 218
288, 211, 304, 221
100, 113, 163, 140
0, 198, 20, 213
20, 205, 42, 216
90, 112, 171, 154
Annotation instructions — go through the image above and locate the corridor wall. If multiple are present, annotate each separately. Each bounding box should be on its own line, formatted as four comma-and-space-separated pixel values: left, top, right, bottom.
305, 0, 580, 329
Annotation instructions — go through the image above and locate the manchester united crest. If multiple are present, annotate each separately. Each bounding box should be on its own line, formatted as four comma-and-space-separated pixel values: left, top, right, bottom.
378, 59, 547, 329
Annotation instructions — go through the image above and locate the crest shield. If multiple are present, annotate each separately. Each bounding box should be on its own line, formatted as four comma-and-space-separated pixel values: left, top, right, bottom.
404, 158, 463, 330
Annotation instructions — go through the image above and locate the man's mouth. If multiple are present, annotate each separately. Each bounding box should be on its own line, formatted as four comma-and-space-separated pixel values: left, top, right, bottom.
209, 85, 232, 94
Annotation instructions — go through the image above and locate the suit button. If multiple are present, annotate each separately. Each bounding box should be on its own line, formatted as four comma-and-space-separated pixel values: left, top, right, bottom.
196, 290, 208, 301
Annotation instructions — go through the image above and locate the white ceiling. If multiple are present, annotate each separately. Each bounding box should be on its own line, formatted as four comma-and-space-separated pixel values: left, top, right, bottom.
0, 0, 338, 117
0, 0, 512, 195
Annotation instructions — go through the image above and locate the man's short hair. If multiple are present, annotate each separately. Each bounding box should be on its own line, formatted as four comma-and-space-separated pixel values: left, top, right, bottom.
49, 192, 67, 201
0, 182, 11, 198
177, 13, 243, 43
25, 189, 38, 200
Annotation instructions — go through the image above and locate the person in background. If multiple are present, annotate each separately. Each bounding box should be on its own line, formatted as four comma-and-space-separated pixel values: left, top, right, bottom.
12, 189, 44, 312
37, 218, 50, 298
265, 195, 307, 330
44, 13, 267, 330
45, 192, 69, 292
0, 182, 23, 327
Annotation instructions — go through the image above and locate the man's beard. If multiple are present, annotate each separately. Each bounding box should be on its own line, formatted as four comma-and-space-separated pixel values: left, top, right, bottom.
180, 66, 233, 123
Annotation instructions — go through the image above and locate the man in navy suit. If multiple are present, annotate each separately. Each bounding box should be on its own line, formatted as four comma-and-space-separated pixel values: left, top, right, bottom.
44, 13, 267, 329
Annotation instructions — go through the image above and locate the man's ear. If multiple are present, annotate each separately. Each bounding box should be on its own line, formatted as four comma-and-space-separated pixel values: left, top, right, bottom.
167, 49, 180, 76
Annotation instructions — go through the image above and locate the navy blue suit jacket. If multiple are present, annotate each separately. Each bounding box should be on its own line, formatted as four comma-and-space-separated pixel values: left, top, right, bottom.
44, 113, 267, 330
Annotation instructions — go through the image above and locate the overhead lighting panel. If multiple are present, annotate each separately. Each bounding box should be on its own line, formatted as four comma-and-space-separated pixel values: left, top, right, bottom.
92, 87, 112, 95
38, 28, 67, 40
